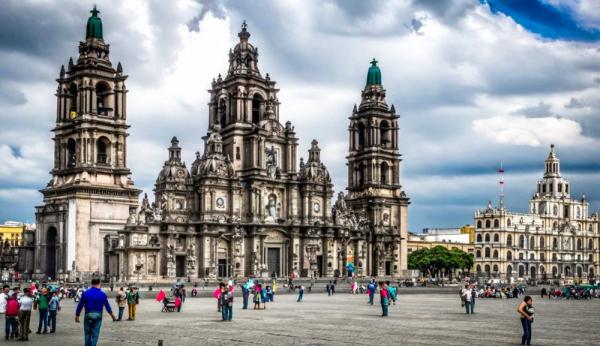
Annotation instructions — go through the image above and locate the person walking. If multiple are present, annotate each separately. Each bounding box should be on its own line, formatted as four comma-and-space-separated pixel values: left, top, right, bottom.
241, 284, 249, 310
126, 287, 140, 320
517, 296, 534, 345
221, 286, 233, 321
35, 288, 50, 334
460, 285, 471, 314
18, 288, 34, 341
115, 287, 126, 321
297, 285, 304, 303
326, 281, 331, 296
75, 279, 116, 346
367, 280, 377, 305
380, 282, 389, 317
469, 287, 476, 314
388, 281, 397, 305
0, 285, 9, 316
5, 290, 20, 340
48, 291, 61, 333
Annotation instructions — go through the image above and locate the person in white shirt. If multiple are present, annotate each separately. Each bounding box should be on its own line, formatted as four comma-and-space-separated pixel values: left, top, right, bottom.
18, 288, 34, 341
0, 285, 10, 314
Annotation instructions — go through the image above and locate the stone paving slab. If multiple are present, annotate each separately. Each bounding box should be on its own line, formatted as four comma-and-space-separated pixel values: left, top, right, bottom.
10, 293, 600, 345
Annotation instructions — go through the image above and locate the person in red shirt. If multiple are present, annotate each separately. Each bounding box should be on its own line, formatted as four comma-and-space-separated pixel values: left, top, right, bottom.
380, 282, 389, 317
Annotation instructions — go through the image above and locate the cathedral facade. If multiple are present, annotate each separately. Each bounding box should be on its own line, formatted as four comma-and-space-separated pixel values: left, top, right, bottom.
28, 9, 410, 282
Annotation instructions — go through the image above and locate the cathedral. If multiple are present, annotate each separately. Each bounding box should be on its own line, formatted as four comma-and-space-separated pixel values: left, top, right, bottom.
26, 8, 410, 282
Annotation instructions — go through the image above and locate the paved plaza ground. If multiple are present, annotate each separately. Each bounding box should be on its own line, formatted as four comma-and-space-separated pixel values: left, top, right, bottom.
12, 292, 600, 345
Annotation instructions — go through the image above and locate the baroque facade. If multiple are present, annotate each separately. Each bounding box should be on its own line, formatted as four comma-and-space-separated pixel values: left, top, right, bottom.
474, 145, 599, 282
28, 9, 410, 282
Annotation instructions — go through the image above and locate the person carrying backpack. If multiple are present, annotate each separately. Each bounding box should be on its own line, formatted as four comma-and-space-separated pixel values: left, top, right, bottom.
5, 293, 20, 340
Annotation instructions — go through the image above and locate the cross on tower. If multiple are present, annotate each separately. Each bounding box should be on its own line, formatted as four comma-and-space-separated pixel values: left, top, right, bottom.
91, 5, 100, 17
370, 58, 378, 66
242, 20, 248, 31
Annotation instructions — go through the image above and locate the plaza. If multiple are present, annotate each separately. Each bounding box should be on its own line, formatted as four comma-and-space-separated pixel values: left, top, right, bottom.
15, 291, 600, 345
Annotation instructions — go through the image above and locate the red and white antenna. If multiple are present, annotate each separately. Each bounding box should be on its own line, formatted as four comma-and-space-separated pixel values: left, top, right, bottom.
498, 161, 505, 209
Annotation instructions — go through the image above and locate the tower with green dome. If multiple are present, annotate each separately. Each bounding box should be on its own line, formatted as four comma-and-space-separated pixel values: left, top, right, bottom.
345, 59, 410, 277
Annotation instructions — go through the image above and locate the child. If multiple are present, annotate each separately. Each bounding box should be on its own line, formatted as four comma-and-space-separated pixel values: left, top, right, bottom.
253, 286, 261, 310
174, 296, 182, 312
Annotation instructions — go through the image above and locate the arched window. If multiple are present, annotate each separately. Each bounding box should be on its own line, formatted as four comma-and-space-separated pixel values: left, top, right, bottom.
552, 266, 558, 278
484, 265, 491, 273
380, 162, 389, 184
507, 218, 512, 227
529, 236, 535, 249
540, 237, 545, 249
357, 123, 366, 149
553, 221, 558, 230
484, 234, 490, 242
476, 265, 482, 273
493, 250, 498, 258
251, 94, 262, 124
484, 247, 490, 258
589, 239, 593, 250
519, 253, 524, 260
577, 239, 582, 250
96, 137, 110, 164
507, 251, 512, 260
68, 83, 78, 118
493, 264, 499, 272
476, 250, 481, 258
477, 220, 482, 228
476, 234, 482, 243
529, 253, 535, 260
519, 235, 524, 248
380, 120, 391, 148
553, 237, 558, 249
540, 253, 545, 261
485, 220, 491, 228
552, 253, 557, 261
357, 162, 365, 187
493, 233, 499, 242
518, 266, 525, 277
67, 138, 77, 167
493, 219, 499, 228
218, 98, 227, 126
96, 81, 112, 116
507, 235, 513, 247
507, 265, 513, 276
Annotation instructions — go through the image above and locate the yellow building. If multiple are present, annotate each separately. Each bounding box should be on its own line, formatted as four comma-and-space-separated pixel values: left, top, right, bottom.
0, 222, 25, 246
407, 231, 475, 255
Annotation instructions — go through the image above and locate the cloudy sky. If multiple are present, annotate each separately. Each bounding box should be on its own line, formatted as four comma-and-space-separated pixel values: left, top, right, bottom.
1, 0, 599, 231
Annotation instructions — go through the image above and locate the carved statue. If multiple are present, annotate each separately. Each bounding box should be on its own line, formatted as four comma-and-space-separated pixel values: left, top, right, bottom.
265, 146, 277, 178
126, 207, 137, 224
265, 194, 277, 221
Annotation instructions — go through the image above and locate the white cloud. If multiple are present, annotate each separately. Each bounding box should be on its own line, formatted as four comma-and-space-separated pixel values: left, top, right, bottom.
472, 115, 595, 147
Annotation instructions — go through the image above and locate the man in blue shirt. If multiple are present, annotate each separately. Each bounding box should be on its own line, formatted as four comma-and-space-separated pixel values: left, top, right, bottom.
75, 279, 116, 346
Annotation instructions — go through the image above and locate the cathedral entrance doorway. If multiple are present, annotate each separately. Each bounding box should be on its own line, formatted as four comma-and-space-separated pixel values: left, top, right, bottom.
46, 227, 58, 279
176, 256, 185, 277
218, 259, 228, 278
385, 261, 391, 276
316, 255, 323, 277
267, 248, 280, 277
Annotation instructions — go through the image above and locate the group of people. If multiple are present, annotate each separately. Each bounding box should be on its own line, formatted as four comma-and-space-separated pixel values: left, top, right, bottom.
1, 284, 62, 341
541, 286, 597, 299
364, 280, 397, 317
115, 286, 140, 320
475, 285, 526, 299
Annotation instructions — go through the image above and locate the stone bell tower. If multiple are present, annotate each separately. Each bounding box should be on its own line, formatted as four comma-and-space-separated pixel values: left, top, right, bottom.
346, 59, 410, 276
34, 6, 140, 280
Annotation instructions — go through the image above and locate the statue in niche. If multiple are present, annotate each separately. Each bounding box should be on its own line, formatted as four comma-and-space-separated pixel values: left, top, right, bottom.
265, 194, 277, 222
265, 146, 277, 178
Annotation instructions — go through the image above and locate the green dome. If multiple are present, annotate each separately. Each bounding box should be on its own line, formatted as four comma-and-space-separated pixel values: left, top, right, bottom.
86, 6, 103, 39
366, 58, 381, 86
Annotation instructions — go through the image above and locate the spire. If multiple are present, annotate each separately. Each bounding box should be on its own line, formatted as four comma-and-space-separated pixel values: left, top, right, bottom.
86, 5, 103, 40
498, 161, 505, 209
238, 20, 250, 41
308, 139, 321, 163
366, 58, 382, 86
168, 136, 182, 162
544, 144, 560, 178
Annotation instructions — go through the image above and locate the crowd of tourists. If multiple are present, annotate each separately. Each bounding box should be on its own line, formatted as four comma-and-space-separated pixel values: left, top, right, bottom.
540, 286, 598, 299
0, 283, 62, 341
